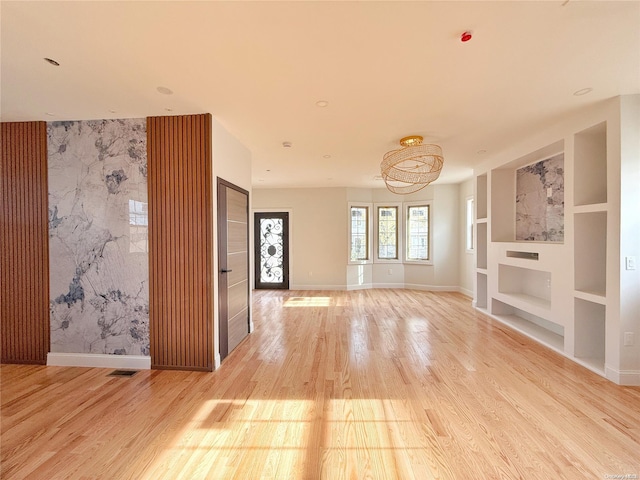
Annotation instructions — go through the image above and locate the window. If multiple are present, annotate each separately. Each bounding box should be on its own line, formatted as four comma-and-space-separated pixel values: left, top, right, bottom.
466, 197, 474, 251
350, 205, 370, 261
377, 206, 398, 259
405, 204, 430, 261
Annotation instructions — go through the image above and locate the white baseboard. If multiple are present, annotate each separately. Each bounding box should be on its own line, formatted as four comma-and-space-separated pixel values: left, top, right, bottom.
404, 283, 460, 292
47, 353, 151, 370
291, 283, 462, 292
606, 366, 640, 386
290, 284, 347, 291
457, 287, 473, 298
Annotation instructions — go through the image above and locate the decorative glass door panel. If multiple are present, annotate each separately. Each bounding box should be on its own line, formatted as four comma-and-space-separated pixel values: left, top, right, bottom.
254, 212, 289, 289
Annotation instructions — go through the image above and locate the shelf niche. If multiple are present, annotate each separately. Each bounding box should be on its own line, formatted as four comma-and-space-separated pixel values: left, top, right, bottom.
476, 174, 487, 220
498, 264, 551, 307
574, 122, 607, 207
491, 298, 564, 351
574, 298, 605, 373
477, 222, 487, 269
574, 211, 607, 297
476, 272, 487, 309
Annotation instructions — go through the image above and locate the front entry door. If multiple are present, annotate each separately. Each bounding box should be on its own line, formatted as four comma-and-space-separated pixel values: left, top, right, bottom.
217, 178, 250, 362
254, 212, 289, 289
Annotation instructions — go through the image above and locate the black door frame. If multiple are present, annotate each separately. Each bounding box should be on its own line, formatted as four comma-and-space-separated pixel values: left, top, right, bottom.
254, 212, 290, 289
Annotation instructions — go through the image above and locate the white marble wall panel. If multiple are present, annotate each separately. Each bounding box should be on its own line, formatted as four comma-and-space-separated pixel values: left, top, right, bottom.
48, 119, 149, 355
515, 153, 564, 242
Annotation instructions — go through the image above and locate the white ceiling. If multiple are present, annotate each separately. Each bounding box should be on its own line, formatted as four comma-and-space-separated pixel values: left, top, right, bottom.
2, 1, 639, 189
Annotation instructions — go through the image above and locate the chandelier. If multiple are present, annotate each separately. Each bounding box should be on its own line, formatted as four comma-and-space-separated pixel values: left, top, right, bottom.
380, 135, 444, 194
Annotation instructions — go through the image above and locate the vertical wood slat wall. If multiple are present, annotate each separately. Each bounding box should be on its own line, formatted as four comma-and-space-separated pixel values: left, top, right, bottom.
0, 122, 50, 364
147, 114, 213, 371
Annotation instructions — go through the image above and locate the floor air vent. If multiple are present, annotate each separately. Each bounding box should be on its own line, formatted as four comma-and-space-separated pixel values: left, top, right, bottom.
108, 370, 139, 377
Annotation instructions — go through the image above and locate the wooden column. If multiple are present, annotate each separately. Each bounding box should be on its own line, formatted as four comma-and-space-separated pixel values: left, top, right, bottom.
147, 114, 213, 371
0, 122, 50, 364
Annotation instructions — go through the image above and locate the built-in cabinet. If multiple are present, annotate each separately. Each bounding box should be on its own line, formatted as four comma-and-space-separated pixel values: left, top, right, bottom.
473, 96, 640, 385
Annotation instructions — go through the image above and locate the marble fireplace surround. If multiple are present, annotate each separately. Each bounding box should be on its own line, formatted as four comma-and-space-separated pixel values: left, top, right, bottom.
47, 119, 150, 369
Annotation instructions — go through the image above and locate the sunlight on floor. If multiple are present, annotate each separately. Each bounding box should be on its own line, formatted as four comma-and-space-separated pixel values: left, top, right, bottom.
138, 396, 436, 479
284, 297, 331, 307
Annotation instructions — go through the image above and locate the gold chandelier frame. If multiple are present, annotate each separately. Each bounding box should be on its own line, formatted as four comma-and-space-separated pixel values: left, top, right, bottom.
380, 135, 444, 194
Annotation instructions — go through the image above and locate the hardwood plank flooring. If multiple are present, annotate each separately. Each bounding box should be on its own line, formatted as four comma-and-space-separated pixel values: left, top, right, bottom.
2, 290, 639, 479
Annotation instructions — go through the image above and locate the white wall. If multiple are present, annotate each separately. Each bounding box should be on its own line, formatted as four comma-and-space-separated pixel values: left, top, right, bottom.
252, 188, 348, 289
458, 178, 475, 297
253, 184, 465, 293
211, 117, 252, 369
618, 95, 640, 374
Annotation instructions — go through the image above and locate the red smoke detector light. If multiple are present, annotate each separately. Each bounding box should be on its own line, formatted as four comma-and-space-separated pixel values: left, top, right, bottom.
461, 31, 472, 42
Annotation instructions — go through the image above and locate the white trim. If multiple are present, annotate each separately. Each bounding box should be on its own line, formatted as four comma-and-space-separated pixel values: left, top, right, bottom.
214, 353, 221, 370
346, 283, 373, 291
606, 366, 640, 386
465, 195, 475, 252
404, 283, 461, 292
403, 200, 433, 264
369, 282, 405, 289
374, 202, 403, 264
458, 286, 473, 297
291, 283, 461, 292
291, 283, 348, 290
47, 353, 150, 370
348, 202, 373, 265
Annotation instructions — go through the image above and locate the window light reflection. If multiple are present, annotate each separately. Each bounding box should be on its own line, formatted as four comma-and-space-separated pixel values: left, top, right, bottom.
284, 297, 331, 307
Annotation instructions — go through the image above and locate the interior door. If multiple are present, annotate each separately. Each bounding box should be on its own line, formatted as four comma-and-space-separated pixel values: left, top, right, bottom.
217, 178, 250, 362
254, 212, 289, 289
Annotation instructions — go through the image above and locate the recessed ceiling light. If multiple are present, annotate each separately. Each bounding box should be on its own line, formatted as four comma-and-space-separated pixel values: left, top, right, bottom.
266, 169, 271, 172
109, 109, 117, 114
157, 86, 173, 95
573, 87, 593, 96
315, 100, 329, 108
165, 108, 173, 112
282, 142, 292, 148
45, 112, 55, 116
44, 58, 60, 66
477, 149, 487, 154
323, 154, 331, 159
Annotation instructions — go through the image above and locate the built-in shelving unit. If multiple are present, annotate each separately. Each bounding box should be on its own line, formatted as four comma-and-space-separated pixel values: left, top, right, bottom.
472, 97, 640, 385
570, 121, 609, 375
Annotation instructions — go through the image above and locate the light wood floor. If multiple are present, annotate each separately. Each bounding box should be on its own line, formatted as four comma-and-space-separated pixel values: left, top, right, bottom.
2, 290, 639, 479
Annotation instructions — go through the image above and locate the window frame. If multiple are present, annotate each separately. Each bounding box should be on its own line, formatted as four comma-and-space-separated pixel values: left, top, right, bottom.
348, 202, 373, 265
466, 196, 475, 253
403, 201, 433, 265
374, 202, 402, 263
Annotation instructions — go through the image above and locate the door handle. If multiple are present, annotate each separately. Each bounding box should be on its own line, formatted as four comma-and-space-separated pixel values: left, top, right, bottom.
221, 268, 233, 273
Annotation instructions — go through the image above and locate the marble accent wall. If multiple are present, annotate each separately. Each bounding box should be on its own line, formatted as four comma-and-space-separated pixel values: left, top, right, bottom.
515, 153, 564, 242
48, 119, 149, 355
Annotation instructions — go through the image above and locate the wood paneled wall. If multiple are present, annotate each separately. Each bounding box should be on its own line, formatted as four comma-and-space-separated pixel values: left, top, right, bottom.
0, 122, 50, 364
147, 114, 213, 371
